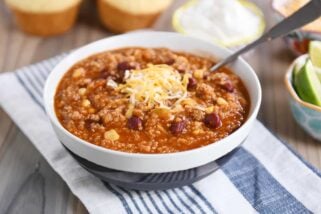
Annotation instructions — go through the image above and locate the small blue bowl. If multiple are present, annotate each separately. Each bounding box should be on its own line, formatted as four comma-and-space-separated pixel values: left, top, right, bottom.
285, 54, 321, 141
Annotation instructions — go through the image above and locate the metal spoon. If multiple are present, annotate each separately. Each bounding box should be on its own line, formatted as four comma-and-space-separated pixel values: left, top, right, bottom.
211, 0, 321, 72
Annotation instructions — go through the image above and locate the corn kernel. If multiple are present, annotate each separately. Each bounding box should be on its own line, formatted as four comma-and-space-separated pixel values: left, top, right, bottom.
72, 68, 85, 78
104, 129, 120, 141
217, 97, 228, 106
193, 129, 204, 135
152, 108, 171, 120
181, 98, 197, 106
205, 106, 214, 114
82, 99, 91, 107
125, 104, 135, 118
193, 69, 204, 79
193, 130, 200, 135
88, 108, 95, 113
78, 88, 87, 96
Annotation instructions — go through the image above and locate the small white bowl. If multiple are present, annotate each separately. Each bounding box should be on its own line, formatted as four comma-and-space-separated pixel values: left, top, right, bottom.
172, 0, 266, 49
44, 32, 261, 173
285, 54, 321, 141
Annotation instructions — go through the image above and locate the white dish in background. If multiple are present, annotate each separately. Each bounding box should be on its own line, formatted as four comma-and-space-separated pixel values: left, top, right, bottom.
172, 0, 265, 48
44, 32, 261, 173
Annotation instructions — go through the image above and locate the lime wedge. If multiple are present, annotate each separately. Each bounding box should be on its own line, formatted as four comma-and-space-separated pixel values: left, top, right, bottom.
314, 67, 321, 82
309, 41, 321, 81
294, 60, 321, 107
309, 41, 321, 67
292, 57, 306, 81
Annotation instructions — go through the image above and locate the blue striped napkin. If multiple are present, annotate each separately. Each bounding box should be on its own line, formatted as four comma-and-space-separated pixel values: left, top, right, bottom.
0, 54, 321, 214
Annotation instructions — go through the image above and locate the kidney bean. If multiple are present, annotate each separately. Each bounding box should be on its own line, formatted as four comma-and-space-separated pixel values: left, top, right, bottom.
84, 119, 92, 130
128, 116, 143, 130
117, 61, 135, 71
187, 77, 197, 90
204, 113, 222, 129
170, 121, 186, 135
177, 68, 185, 73
165, 58, 175, 65
116, 61, 135, 82
222, 81, 235, 92
114, 71, 125, 83
84, 118, 102, 130
99, 68, 109, 79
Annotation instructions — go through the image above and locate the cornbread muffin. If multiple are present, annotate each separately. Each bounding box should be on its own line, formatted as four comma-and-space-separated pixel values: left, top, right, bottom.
97, 0, 173, 33
5, 0, 82, 36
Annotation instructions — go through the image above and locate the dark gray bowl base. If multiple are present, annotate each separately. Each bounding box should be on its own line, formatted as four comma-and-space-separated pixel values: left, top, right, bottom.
65, 147, 241, 191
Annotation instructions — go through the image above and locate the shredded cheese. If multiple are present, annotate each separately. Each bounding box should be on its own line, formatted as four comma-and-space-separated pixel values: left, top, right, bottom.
116, 64, 190, 110
106, 79, 118, 88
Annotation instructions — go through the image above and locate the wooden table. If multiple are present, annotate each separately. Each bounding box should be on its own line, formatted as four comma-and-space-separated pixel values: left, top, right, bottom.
1, 0, 320, 213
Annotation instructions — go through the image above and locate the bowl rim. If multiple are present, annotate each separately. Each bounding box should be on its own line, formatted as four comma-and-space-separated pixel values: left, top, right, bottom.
172, 0, 266, 48
284, 54, 321, 112
44, 31, 261, 159
271, 0, 321, 35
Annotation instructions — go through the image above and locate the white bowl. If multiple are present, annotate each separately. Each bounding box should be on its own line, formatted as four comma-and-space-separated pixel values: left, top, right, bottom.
44, 32, 261, 173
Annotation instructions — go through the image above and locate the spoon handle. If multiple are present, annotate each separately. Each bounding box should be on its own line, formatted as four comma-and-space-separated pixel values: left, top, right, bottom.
210, 0, 321, 72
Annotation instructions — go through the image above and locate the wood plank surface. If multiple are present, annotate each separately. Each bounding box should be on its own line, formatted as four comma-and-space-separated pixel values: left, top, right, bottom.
0, 0, 320, 213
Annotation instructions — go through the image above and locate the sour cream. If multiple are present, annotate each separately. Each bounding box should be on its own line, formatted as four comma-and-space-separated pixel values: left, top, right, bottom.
173, 0, 265, 47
